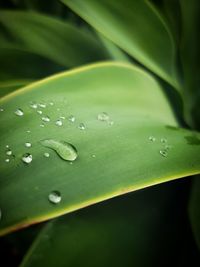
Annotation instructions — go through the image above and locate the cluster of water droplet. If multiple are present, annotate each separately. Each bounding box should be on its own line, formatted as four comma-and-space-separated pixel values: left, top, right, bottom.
148, 135, 172, 158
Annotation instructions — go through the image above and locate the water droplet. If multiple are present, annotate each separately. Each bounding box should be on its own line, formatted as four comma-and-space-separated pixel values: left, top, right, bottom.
40, 139, 77, 161
78, 123, 86, 130
49, 102, 54, 106
68, 115, 75, 123
40, 124, 45, 127
92, 154, 96, 158
15, 108, 24, 116
48, 191, 61, 204
97, 112, 109, 121
108, 120, 114, 126
161, 138, 167, 143
159, 150, 168, 157
57, 108, 60, 111
165, 144, 172, 150
60, 116, 65, 120
22, 153, 32, 164
44, 152, 50, 158
26, 130, 31, 133
0, 108, 4, 112
6, 145, 9, 148
30, 102, 38, 109
39, 103, 46, 108
55, 119, 63, 126
6, 149, 12, 156
25, 142, 32, 148
42, 116, 50, 122
5, 158, 10, 163
37, 110, 42, 115
149, 136, 156, 142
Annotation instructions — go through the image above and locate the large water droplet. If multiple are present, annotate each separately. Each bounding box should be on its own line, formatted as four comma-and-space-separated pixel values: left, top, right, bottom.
6, 149, 12, 156
25, 142, 32, 148
44, 152, 50, 158
55, 119, 63, 126
41, 139, 77, 161
68, 115, 75, 123
42, 116, 50, 122
97, 112, 109, 121
78, 123, 86, 130
149, 136, 156, 142
159, 150, 168, 157
15, 109, 24, 116
48, 191, 61, 204
22, 153, 33, 164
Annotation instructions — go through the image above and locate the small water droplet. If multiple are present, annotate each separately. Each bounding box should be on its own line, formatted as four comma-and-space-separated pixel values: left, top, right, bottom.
0, 108, 4, 112
25, 142, 32, 148
42, 116, 50, 122
22, 153, 32, 164
44, 152, 50, 158
48, 191, 61, 204
6, 149, 12, 156
40, 124, 45, 127
41, 139, 77, 161
15, 108, 24, 116
6, 145, 9, 148
149, 136, 156, 142
161, 138, 167, 143
30, 103, 38, 109
97, 112, 109, 121
108, 120, 114, 126
60, 116, 65, 120
49, 102, 54, 106
55, 119, 63, 126
159, 150, 168, 157
37, 110, 42, 115
68, 115, 75, 123
92, 154, 96, 158
5, 158, 10, 163
26, 130, 31, 133
39, 103, 46, 108
78, 123, 86, 130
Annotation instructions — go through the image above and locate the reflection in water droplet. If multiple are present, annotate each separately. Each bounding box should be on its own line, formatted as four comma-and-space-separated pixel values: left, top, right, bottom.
78, 123, 86, 130
42, 116, 50, 122
6, 149, 12, 156
68, 115, 75, 123
44, 152, 50, 158
48, 191, 61, 204
41, 139, 77, 161
15, 109, 24, 116
159, 150, 168, 157
5, 158, 10, 163
97, 112, 109, 121
30, 103, 38, 109
37, 110, 42, 115
25, 142, 32, 148
161, 138, 167, 143
149, 136, 156, 142
55, 119, 63, 126
22, 153, 32, 164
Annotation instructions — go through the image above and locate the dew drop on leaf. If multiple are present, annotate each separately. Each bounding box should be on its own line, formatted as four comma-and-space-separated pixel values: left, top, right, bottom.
0, 108, 4, 112
78, 123, 86, 130
37, 110, 42, 115
149, 136, 156, 142
48, 191, 61, 204
68, 115, 75, 123
22, 153, 33, 164
40, 139, 77, 161
97, 112, 109, 121
161, 138, 167, 143
30, 103, 38, 109
44, 152, 50, 158
159, 150, 168, 157
42, 116, 50, 122
6, 149, 12, 156
25, 142, 32, 148
5, 158, 10, 163
15, 109, 24, 116
55, 119, 63, 126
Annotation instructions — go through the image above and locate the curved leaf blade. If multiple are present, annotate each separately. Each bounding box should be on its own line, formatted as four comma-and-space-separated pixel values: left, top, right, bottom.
62, 0, 179, 88
0, 62, 199, 236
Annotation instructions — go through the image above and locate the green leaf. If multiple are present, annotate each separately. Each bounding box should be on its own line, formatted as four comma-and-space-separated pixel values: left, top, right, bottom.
180, 0, 200, 128
189, 177, 200, 250
62, 0, 179, 88
0, 62, 199, 236
0, 10, 109, 68
20, 182, 197, 267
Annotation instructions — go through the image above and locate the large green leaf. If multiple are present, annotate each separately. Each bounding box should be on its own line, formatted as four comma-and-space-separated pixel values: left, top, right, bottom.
189, 177, 200, 250
62, 0, 179, 88
0, 10, 109, 68
0, 62, 199, 236
20, 182, 197, 267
